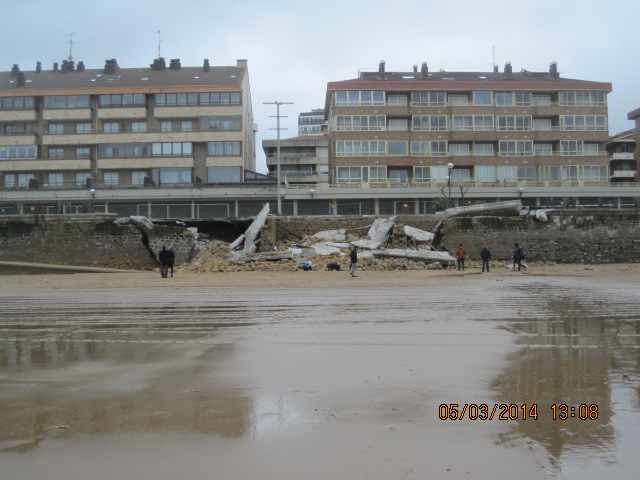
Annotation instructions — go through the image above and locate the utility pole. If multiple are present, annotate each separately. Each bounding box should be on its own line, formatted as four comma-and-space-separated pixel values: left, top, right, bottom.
263, 100, 293, 216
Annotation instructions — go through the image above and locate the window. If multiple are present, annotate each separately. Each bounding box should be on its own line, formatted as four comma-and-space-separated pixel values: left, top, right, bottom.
387, 142, 407, 155
104, 172, 119, 185
388, 119, 408, 131
76, 173, 91, 186
559, 91, 606, 106
497, 166, 517, 182
584, 144, 598, 156
161, 121, 172, 132
334, 141, 385, 156
48, 173, 64, 186
104, 122, 119, 133
497, 116, 531, 131
475, 165, 496, 182
4, 125, 16, 134
208, 166, 242, 183
76, 147, 91, 159
413, 166, 431, 182
517, 167, 536, 181
448, 94, 469, 106
533, 119, 552, 131
131, 171, 147, 185
411, 91, 445, 106
412, 115, 447, 131
499, 140, 533, 156
200, 116, 242, 131
181, 121, 193, 132
389, 169, 408, 183
336, 166, 366, 183
99, 94, 145, 106
1, 96, 35, 110
532, 95, 551, 106
157, 92, 240, 106
474, 91, 492, 105
387, 94, 408, 107
539, 166, 561, 181
48, 123, 64, 134
17, 173, 35, 187
0, 145, 35, 159
450, 144, 470, 156
452, 115, 493, 131
369, 166, 386, 183
132, 122, 147, 133
411, 141, 447, 156
474, 144, 493, 156
76, 123, 91, 134
495, 92, 513, 106
335, 116, 385, 131
44, 95, 89, 108
152, 142, 193, 156
49, 148, 64, 159
206, 141, 241, 156
560, 115, 607, 131
515, 92, 531, 106
535, 144, 553, 156
560, 140, 583, 155
430, 166, 450, 181
333, 90, 384, 106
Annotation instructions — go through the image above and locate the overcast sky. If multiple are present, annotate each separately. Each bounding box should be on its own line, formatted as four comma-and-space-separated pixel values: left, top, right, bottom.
2, 0, 638, 173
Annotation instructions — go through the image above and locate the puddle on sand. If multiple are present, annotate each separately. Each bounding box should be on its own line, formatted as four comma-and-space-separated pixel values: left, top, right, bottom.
493, 280, 640, 478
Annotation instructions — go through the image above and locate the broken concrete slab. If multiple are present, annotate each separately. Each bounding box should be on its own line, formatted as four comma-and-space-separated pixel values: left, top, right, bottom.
230, 203, 270, 262
404, 225, 435, 246
442, 200, 522, 219
312, 229, 347, 242
372, 249, 456, 266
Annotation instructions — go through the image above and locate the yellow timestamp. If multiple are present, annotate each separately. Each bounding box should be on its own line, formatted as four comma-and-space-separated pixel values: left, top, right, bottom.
551, 404, 599, 420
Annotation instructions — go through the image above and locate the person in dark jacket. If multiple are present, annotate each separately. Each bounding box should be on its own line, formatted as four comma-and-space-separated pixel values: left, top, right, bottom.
349, 246, 358, 277
480, 246, 491, 272
166, 246, 175, 277
158, 245, 170, 278
512, 243, 524, 271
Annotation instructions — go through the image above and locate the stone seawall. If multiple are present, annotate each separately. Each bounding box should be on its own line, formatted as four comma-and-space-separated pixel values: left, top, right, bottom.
263, 210, 640, 264
0, 214, 196, 270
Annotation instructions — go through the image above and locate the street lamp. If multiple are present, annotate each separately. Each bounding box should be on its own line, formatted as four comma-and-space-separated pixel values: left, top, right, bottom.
518, 187, 524, 197
447, 162, 454, 208
264, 100, 293, 216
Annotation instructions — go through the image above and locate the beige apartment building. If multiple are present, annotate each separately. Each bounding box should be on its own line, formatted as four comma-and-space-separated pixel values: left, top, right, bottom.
0, 57, 260, 216
325, 61, 614, 194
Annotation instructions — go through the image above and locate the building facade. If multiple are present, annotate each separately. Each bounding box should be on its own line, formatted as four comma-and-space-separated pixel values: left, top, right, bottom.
0, 57, 258, 214
325, 61, 613, 190
263, 135, 329, 187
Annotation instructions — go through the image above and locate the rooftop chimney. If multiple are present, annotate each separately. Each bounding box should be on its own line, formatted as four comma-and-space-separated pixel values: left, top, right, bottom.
503, 61, 512, 78
77, 61, 85, 72
36, 61, 42, 73
169, 58, 181, 70
16, 72, 25, 87
420, 62, 428, 78
53, 62, 59, 71
203, 59, 210, 72
236, 59, 248, 68
104, 58, 119, 74
11, 64, 20, 77
549, 61, 559, 79
61, 60, 69, 73
493, 64, 498, 73
413, 65, 418, 73
150, 57, 166, 71
378, 60, 386, 79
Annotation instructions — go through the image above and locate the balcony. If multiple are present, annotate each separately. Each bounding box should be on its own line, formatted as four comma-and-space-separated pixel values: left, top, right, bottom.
610, 152, 634, 160
611, 170, 636, 179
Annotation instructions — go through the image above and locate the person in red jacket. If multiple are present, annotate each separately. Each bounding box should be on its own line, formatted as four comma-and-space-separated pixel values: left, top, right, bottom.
455, 244, 467, 271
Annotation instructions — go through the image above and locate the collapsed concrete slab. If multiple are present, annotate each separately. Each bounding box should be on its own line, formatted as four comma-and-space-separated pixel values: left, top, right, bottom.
313, 229, 347, 242
352, 217, 395, 249
442, 200, 522, 219
230, 203, 270, 262
372, 248, 456, 266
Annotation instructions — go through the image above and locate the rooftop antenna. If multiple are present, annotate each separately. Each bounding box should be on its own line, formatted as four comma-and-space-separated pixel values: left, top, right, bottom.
67, 33, 76, 61
157, 30, 162, 58
488, 46, 498, 72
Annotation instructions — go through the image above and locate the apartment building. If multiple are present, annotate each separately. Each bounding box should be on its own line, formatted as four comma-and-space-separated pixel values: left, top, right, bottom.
325, 61, 612, 189
262, 134, 329, 186
0, 57, 257, 201
606, 129, 636, 182
298, 109, 325, 136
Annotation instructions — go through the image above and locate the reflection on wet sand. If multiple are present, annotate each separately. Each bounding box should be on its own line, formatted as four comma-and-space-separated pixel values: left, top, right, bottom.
495, 281, 640, 475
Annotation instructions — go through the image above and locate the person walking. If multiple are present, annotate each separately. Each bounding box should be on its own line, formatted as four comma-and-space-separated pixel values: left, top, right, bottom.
158, 245, 170, 278
512, 243, 524, 271
166, 246, 175, 277
349, 246, 358, 277
480, 246, 491, 272
455, 244, 467, 271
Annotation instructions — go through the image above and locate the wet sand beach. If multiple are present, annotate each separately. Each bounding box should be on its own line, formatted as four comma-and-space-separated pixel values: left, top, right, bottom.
1, 264, 639, 479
